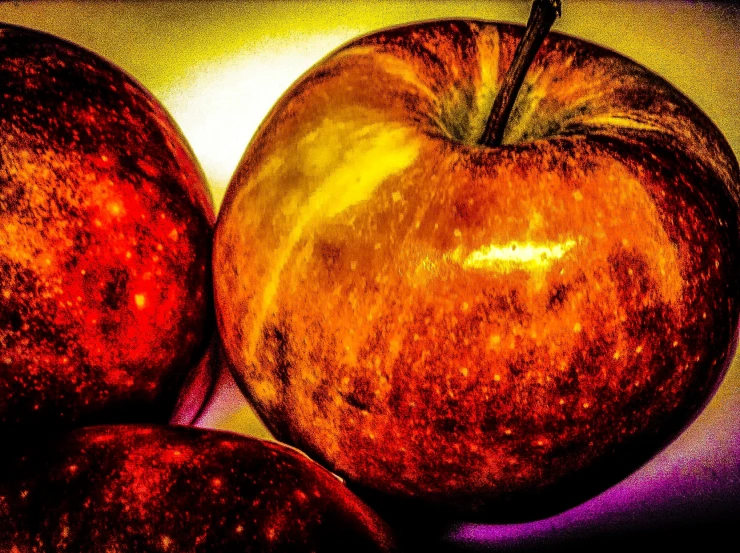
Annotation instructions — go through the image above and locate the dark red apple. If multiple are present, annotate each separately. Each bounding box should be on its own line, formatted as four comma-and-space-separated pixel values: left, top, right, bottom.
213, 1, 740, 518
0, 24, 214, 442
0, 424, 397, 552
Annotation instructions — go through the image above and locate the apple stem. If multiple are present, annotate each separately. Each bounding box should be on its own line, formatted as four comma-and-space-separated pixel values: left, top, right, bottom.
479, 0, 561, 147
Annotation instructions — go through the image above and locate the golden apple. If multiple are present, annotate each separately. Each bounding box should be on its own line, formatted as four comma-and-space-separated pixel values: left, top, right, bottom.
214, 5, 740, 518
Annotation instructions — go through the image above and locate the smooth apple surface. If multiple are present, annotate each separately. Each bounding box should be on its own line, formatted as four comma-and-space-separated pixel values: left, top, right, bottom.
0, 424, 396, 552
0, 25, 214, 442
214, 21, 740, 517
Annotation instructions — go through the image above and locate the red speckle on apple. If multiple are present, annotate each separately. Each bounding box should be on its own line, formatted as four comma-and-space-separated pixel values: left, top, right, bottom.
0, 24, 214, 443
0, 425, 398, 552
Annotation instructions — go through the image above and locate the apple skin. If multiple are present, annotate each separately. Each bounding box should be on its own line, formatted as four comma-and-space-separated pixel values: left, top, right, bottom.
0, 424, 397, 552
213, 21, 740, 518
0, 25, 214, 443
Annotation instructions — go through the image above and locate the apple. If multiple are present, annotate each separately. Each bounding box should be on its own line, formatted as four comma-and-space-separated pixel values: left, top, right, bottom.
213, 0, 740, 519
0, 424, 397, 552
0, 24, 214, 443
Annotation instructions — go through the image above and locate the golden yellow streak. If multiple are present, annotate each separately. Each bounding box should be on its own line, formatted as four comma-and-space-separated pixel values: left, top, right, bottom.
466, 26, 499, 144
583, 114, 662, 133
248, 120, 420, 357
344, 48, 438, 103
502, 67, 546, 145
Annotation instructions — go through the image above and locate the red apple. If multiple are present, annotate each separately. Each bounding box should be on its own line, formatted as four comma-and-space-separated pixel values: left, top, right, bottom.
0, 24, 214, 442
213, 1, 740, 519
0, 424, 397, 552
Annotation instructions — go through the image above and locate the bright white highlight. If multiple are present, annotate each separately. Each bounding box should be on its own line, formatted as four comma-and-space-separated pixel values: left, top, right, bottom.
461, 239, 578, 269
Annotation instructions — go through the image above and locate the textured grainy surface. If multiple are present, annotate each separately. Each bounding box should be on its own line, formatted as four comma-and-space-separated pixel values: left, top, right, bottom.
0, 25, 214, 442
214, 21, 740, 517
0, 425, 396, 553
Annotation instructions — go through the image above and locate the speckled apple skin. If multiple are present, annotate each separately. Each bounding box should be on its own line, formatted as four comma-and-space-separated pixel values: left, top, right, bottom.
214, 21, 740, 518
0, 25, 214, 442
0, 425, 397, 553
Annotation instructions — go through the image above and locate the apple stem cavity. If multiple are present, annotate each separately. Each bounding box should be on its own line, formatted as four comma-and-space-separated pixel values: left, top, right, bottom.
480, 0, 562, 147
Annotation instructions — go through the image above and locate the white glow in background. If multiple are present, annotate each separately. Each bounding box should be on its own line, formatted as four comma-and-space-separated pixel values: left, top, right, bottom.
162, 32, 358, 210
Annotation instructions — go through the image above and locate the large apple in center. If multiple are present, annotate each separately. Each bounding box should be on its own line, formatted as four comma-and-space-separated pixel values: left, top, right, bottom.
214, 13, 740, 518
